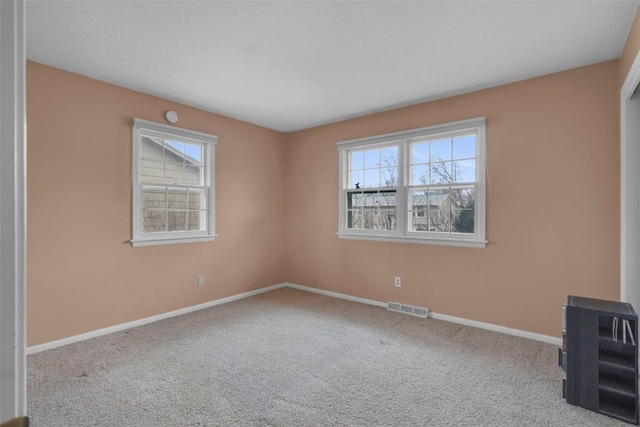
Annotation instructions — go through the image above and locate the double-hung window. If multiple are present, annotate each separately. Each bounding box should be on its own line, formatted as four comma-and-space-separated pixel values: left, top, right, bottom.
131, 118, 217, 246
338, 117, 486, 247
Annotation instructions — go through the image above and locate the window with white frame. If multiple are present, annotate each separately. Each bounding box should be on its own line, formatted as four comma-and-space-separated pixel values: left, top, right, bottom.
338, 117, 486, 247
131, 118, 217, 246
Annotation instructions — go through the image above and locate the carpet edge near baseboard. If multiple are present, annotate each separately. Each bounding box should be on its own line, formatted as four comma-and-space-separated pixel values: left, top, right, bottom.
26, 283, 287, 355
27, 281, 561, 354
284, 282, 562, 346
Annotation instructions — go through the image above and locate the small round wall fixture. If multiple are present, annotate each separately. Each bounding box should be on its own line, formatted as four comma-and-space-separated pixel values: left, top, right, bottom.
165, 110, 179, 124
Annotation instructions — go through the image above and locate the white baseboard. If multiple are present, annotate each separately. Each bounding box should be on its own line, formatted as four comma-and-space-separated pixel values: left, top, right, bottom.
26, 283, 286, 355
284, 282, 387, 308
285, 282, 561, 346
28, 281, 561, 354
429, 312, 561, 345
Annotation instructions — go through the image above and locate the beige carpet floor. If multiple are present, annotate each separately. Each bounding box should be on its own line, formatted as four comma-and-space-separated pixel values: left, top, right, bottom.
28, 287, 629, 426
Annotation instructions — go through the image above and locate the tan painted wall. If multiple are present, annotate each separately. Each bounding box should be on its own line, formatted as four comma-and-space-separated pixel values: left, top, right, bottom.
27, 62, 287, 346
620, 7, 640, 88
28, 58, 621, 344
284, 60, 620, 338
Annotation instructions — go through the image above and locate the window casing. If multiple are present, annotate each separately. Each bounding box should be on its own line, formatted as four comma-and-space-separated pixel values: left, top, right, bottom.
338, 117, 486, 247
131, 118, 217, 247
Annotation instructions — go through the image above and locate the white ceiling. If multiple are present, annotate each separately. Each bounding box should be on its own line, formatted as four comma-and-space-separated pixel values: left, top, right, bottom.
26, 1, 639, 132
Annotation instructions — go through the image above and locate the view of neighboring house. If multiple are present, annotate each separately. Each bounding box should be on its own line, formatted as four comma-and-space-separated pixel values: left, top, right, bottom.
347, 189, 473, 233
139, 136, 205, 233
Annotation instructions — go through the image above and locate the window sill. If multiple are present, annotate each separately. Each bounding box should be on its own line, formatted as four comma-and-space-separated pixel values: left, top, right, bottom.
131, 235, 217, 247
337, 232, 487, 248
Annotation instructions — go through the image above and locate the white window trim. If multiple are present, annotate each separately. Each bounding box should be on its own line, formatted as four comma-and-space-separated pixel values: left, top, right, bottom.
337, 117, 487, 248
131, 118, 217, 247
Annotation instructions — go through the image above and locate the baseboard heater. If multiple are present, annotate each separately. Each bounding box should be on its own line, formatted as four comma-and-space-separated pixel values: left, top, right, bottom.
387, 302, 429, 318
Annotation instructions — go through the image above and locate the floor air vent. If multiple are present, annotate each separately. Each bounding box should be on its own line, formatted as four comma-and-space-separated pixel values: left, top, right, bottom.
387, 302, 429, 318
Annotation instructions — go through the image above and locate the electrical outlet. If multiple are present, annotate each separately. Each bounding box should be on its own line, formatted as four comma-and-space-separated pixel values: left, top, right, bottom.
394, 276, 401, 287
197, 275, 205, 286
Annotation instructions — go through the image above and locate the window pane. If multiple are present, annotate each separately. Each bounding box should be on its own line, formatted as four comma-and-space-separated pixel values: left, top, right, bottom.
429, 209, 450, 232
188, 190, 202, 210
410, 190, 428, 209
183, 165, 203, 186
451, 209, 474, 234
140, 159, 164, 183
164, 160, 183, 184
410, 190, 428, 232
363, 191, 396, 208
164, 139, 184, 157
167, 211, 187, 232
381, 191, 397, 208
450, 187, 475, 233
364, 169, 380, 188
350, 150, 364, 170
164, 142, 186, 183
351, 209, 396, 231
431, 138, 451, 162
357, 210, 376, 230
453, 134, 476, 160
431, 162, 452, 184
411, 142, 429, 163
141, 137, 204, 186
348, 192, 365, 208
142, 209, 166, 233
451, 187, 475, 209
142, 188, 166, 210
348, 209, 365, 229
428, 188, 451, 209
141, 138, 164, 182
381, 146, 398, 168
411, 164, 429, 185
364, 148, 380, 168
410, 212, 428, 231
453, 160, 475, 183
349, 170, 364, 189
187, 211, 203, 231
382, 167, 397, 187
363, 193, 377, 207
348, 191, 395, 208
346, 190, 396, 231
167, 190, 187, 209
141, 136, 162, 159
143, 188, 206, 232
349, 145, 399, 190
377, 209, 396, 231
184, 143, 203, 165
